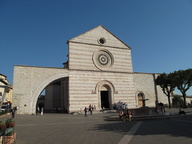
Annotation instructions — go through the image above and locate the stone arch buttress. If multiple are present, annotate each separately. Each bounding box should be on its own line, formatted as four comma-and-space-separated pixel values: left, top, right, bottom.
31, 73, 69, 114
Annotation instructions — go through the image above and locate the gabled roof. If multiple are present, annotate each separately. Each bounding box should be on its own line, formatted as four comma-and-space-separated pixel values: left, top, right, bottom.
68, 25, 131, 49
0, 74, 8, 85
0, 78, 8, 85
0, 73, 7, 78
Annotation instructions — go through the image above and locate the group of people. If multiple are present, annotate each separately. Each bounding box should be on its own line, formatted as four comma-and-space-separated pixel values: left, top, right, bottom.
119, 109, 132, 121
155, 101, 166, 114
84, 104, 96, 117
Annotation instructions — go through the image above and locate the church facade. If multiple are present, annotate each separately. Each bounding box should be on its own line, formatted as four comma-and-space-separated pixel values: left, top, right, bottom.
13, 25, 167, 114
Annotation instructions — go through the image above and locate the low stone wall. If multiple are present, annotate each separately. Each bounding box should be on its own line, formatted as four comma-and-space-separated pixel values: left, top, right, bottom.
0, 113, 10, 119
131, 107, 156, 116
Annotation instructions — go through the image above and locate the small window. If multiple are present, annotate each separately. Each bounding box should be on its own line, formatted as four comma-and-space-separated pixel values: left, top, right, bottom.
98, 38, 106, 45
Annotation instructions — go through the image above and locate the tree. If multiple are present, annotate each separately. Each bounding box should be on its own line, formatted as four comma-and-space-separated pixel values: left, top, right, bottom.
155, 73, 176, 109
172, 95, 184, 107
173, 69, 192, 108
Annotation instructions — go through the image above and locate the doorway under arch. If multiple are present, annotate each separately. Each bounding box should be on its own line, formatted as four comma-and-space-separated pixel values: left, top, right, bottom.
95, 80, 115, 110
100, 85, 110, 109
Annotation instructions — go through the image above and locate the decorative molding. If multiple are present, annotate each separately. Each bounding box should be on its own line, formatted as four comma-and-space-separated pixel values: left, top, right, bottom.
69, 69, 134, 74
67, 41, 130, 50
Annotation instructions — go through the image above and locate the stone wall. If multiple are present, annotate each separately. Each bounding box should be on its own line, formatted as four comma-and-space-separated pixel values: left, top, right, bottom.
134, 72, 168, 107
69, 70, 136, 111
13, 66, 69, 114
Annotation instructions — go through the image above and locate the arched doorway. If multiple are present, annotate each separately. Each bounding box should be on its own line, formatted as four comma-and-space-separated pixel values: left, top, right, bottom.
138, 92, 145, 107
100, 85, 110, 109
95, 80, 115, 110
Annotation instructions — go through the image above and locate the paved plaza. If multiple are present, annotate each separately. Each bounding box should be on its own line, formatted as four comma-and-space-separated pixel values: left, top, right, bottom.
1, 108, 192, 144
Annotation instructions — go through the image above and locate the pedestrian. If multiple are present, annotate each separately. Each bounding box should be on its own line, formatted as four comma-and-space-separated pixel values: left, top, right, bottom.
36, 106, 40, 115
113, 103, 117, 110
102, 106, 105, 113
126, 109, 132, 121
91, 105, 94, 112
89, 104, 92, 115
84, 107, 87, 117
119, 109, 124, 121
11, 106, 17, 118
41, 107, 44, 115
179, 105, 186, 115
159, 102, 166, 114
155, 100, 159, 113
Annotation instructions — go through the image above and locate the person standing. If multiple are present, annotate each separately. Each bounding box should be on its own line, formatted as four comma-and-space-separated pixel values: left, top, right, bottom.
41, 107, 44, 115
119, 109, 124, 121
126, 109, 132, 121
84, 107, 87, 117
36, 106, 40, 115
11, 106, 17, 118
89, 104, 92, 115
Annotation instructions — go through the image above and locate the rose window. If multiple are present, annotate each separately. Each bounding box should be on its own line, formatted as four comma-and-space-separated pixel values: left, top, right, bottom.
93, 50, 114, 70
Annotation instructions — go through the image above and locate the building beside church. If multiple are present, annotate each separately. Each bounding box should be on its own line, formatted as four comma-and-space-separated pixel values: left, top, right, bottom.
13, 25, 167, 114
0, 73, 13, 110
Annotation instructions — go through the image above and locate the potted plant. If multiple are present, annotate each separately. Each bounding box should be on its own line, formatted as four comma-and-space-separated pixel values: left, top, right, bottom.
5, 118, 15, 129
0, 121, 6, 136
3, 118, 16, 144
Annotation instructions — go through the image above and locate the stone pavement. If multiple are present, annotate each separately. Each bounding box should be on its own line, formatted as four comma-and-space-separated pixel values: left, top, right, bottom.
12, 113, 137, 144
1, 108, 192, 144
107, 107, 192, 121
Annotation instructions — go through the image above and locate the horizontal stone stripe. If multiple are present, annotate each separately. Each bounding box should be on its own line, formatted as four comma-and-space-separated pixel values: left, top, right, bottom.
69, 98, 98, 102
68, 84, 134, 89
70, 96, 98, 99
69, 65, 133, 72
69, 81, 134, 85
70, 71, 133, 76
68, 87, 134, 92
69, 95, 135, 99
69, 99, 98, 102
69, 56, 132, 66
69, 57, 132, 65
69, 80, 134, 84
69, 79, 134, 83
70, 42, 130, 50
68, 87, 135, 92
69, 62, 133, 70
69, 49, 132, 59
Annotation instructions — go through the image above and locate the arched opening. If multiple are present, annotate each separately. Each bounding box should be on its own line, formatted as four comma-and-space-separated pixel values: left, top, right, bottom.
35, 77, 69, 114
138, 92, 145, 107
100, 85, 110, 109
95, 80, 115, 110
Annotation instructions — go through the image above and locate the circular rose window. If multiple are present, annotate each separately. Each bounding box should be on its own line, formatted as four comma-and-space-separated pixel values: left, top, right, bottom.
93, 50, 114, 70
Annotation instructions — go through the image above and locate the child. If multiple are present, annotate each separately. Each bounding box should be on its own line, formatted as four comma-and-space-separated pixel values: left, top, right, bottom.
119, 109, 124, 121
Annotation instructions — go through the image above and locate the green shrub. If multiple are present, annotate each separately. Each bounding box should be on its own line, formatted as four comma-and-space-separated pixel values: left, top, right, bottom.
172, 96, 184, 107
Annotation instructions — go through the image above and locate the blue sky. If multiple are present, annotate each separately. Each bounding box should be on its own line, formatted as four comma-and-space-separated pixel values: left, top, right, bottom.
1, 0, 192, 94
